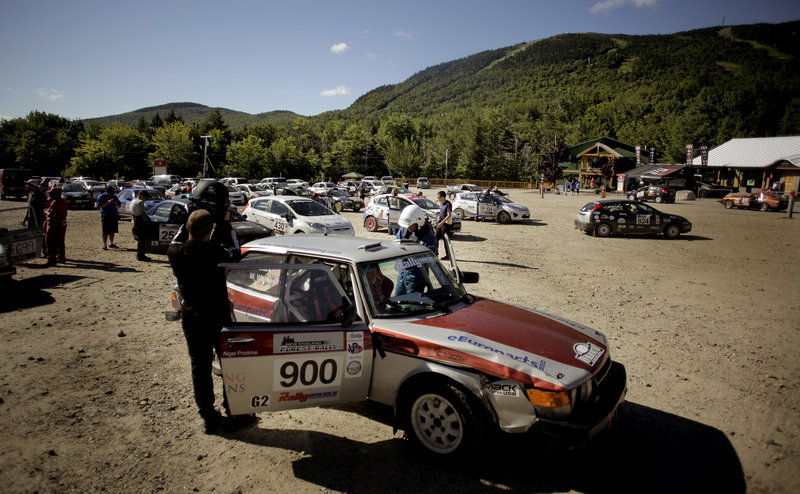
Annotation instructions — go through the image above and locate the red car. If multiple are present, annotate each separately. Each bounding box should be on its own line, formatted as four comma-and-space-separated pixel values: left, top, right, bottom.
720, 191, 788, 211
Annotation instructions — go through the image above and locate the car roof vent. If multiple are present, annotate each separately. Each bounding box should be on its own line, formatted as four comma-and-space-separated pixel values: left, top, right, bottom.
358, 242, 383, 252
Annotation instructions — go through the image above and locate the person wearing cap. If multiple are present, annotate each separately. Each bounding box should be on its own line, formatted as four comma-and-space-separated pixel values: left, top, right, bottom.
44, 187, 68, 266
95, 185, 121, 250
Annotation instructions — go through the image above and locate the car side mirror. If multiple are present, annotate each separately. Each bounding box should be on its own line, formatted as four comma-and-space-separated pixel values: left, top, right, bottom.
460, 271, 479, 284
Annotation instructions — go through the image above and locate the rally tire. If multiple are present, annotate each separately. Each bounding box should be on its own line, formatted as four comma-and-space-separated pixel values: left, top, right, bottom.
698, 190, 708, 198
453, 208, 465, 221
497, 211, 511, 224
723, 200, 734, 209
352, 206, 361, 212
334, 202, 343, 212
655, 196, 663, 203
664, 224, 681, 239
406, 383, 486, 457
364, 216, 378, 232
627, 194, 635, 200
760, 202, 769, 212
595, 222, 612, 238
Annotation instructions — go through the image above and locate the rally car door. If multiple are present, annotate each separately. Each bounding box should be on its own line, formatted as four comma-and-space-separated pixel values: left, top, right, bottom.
219, 263, 373, 415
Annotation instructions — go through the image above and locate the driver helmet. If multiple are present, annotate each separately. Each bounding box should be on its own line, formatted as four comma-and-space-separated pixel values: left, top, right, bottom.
191, 180, 229, 220
398, 204, 427, 229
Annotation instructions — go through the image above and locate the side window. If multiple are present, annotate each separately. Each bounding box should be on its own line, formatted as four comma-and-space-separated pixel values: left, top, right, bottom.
387, 197, 402, 210
225, 262, 353, 324
271, 201, 289, 216
375, 197, 387, 207
254, 199, 268, 212
152, 203, 171, 221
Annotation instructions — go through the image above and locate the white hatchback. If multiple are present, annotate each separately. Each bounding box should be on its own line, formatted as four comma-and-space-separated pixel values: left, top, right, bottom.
452, 192, 530, 224
242, 196, 355, 235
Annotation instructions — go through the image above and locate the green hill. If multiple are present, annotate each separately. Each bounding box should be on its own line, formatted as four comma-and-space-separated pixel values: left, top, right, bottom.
88, 102, 303, 129
341, 22, 800, 144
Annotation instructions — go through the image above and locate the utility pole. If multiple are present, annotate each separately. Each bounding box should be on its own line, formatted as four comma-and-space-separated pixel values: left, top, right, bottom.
445, 148, 448, 183
201, 135, 211, 178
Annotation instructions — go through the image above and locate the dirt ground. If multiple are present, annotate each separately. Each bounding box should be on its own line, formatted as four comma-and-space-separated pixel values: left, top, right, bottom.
1, 190, 798, 494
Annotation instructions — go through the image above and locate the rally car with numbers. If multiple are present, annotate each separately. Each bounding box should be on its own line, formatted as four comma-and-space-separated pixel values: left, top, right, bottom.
136, 199, 272, 253
1, 205, 44, 280
362, 193, 461, 234
575, 200, 692, 239
167, 234, 626, 457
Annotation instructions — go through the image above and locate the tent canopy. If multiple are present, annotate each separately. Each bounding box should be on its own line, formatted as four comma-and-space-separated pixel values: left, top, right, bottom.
341, 172, 364, 179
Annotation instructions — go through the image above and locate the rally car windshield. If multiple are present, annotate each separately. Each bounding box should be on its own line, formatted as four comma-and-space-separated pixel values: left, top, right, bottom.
359, 252, 467, 317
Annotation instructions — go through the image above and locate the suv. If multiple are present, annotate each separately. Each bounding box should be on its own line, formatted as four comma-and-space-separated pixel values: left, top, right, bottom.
0, 169, 32, 200
166, 234, 626, 457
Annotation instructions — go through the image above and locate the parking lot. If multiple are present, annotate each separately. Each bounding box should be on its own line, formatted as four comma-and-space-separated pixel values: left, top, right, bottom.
1, 190, 798, 493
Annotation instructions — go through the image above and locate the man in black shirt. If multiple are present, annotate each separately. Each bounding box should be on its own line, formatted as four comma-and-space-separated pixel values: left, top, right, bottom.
168, 209, 250, 433
435, 190, 453, 259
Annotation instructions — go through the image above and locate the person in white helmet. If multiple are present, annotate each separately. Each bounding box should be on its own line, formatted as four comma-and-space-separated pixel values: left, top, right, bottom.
395, 204, 437, 254
394, 204, 437, 295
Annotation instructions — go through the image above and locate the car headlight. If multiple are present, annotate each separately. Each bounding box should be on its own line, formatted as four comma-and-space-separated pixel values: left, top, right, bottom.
308, 223, 325, 230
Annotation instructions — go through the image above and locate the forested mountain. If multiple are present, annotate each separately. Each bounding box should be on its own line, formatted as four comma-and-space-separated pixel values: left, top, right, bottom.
3, 21, 799, 183
339, 22, 800, 148
88, 103, 302, 129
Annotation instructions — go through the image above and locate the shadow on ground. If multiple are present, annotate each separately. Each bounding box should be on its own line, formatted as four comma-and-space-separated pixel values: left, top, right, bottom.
226, 400, 744, 494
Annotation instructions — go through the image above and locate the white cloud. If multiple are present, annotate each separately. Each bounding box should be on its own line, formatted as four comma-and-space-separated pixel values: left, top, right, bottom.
393, 28, 413, 39
0, 113, 12, 121
320, 86, 351, 97
590, 0, 657, 14
37, 88, 63, 101
330, 42, 349, 54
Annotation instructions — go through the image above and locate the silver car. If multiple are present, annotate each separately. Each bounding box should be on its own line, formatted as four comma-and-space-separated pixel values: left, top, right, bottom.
170, 235, 627, 457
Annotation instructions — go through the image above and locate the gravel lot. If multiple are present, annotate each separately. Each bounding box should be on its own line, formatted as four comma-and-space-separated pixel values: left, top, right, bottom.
1, 190, 798, 493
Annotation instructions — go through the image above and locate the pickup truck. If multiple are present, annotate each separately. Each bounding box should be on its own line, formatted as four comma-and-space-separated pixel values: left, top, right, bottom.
446, 183, 482, 199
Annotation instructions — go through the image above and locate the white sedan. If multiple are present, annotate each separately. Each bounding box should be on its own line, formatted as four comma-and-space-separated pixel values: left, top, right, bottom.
452, 192, 530, 224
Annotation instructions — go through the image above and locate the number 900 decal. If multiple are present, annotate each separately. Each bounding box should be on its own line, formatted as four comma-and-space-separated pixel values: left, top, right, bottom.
274, 355, 342, 390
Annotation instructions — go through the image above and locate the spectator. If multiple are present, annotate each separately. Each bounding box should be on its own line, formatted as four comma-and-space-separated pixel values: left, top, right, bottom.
44, 187, 68, 266
96, 185, 121, 250
435, 190, 453, 260
130, 189, 150, 262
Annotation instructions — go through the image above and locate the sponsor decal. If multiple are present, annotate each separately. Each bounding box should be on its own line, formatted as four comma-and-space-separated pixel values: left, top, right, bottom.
636, 215, 650, 225
573, 342, 604, 366
276, 390, 339, 403
345, 331, 364, 378
274, 332, 342, 353
434, 347, 467, 363
231, 301, 271, 319
618, 218, 626, 224
346, 360, 362, 376
447, 334, 546, 372
484, 382, 520, 397
224, 372, 247, 393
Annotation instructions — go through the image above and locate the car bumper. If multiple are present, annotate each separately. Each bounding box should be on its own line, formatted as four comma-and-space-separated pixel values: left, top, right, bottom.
529, 361, 627, 445
574, 219, 593, 233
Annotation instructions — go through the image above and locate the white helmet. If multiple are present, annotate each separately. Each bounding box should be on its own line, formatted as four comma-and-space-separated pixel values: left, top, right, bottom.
398, 204, 427, 229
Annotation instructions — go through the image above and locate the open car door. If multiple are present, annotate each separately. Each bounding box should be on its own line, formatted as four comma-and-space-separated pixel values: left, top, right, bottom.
219, 263, 373, 415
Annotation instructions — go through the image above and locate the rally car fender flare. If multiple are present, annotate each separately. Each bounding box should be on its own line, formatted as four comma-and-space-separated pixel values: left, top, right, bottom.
386, 357, 500, 434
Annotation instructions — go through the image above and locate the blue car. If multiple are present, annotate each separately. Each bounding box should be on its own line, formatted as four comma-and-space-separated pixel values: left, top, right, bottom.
116, 187, 166, 217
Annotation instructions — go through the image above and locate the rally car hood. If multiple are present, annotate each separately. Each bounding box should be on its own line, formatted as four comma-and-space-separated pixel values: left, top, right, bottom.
371, 298, 607, 390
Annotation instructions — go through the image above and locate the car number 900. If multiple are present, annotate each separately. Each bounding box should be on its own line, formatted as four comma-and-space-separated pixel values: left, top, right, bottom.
275, 356, 341, 389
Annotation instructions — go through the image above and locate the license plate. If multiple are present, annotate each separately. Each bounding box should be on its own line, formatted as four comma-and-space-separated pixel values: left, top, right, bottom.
10, 239, 35, 259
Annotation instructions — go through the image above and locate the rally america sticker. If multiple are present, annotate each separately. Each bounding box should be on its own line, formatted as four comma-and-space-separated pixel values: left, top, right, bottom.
573, 342, 604, 366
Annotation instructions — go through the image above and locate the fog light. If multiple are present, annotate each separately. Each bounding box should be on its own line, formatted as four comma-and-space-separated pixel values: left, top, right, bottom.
526, 388, 570, 408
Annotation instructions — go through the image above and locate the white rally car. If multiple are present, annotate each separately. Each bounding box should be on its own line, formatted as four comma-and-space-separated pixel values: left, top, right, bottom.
172, 234, 626, 457
241, 196, 354, 236
363, 193, 461, 234
452, 192, 530, 224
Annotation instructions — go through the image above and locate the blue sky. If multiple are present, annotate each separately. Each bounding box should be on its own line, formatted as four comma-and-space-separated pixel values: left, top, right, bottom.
1, 0, 799, 121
